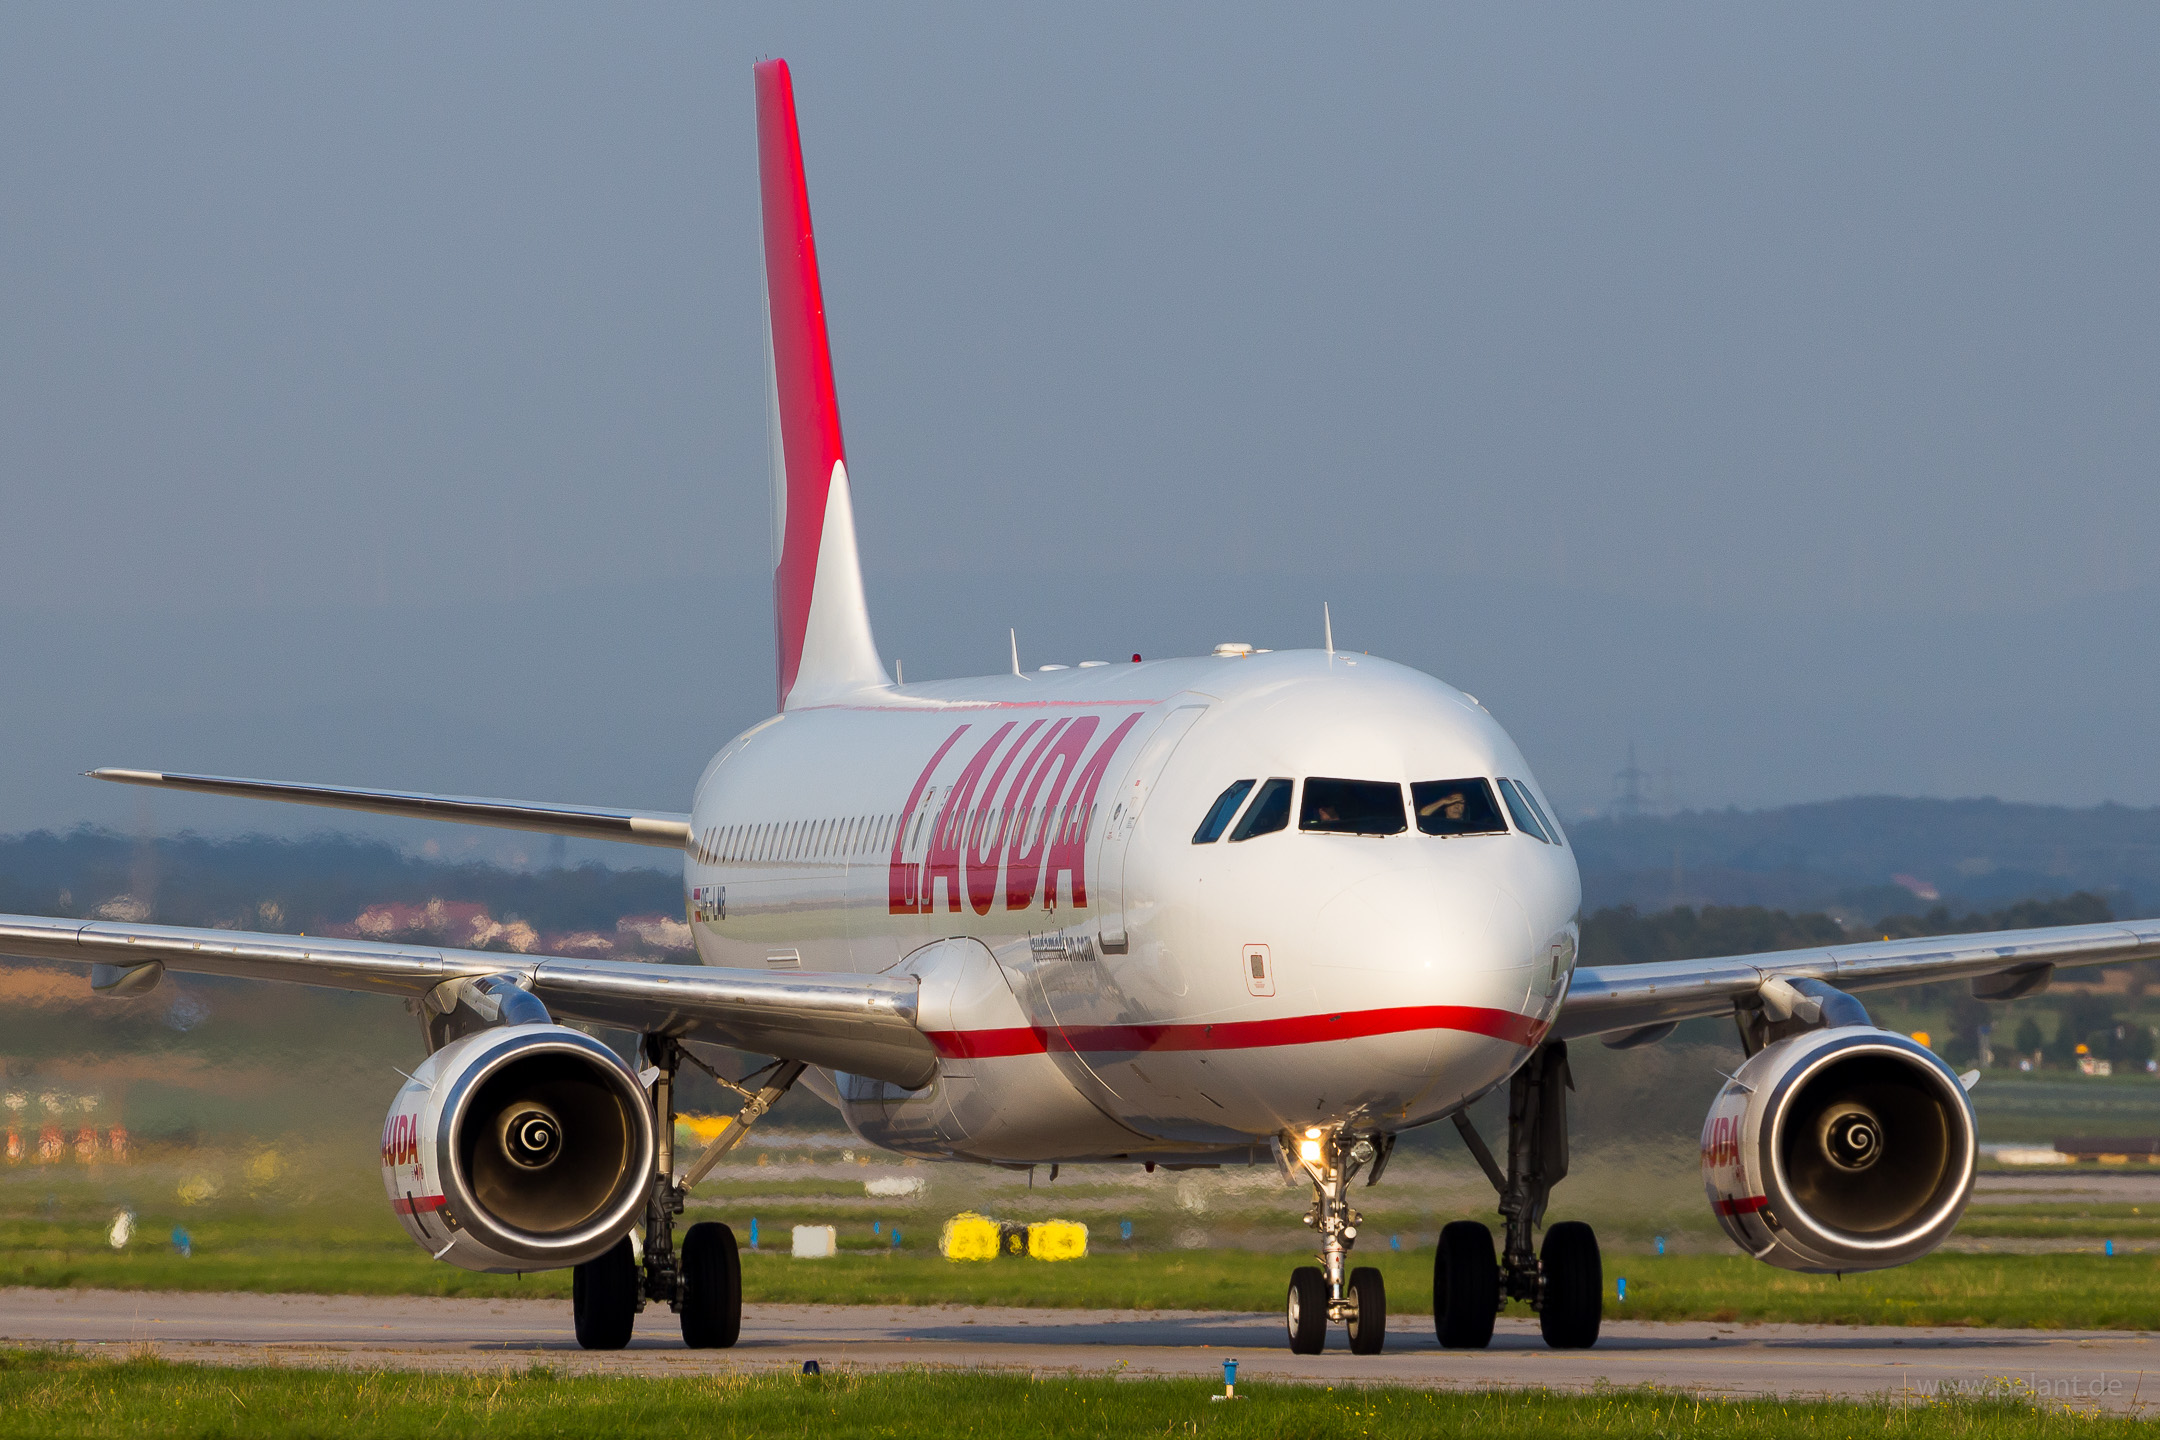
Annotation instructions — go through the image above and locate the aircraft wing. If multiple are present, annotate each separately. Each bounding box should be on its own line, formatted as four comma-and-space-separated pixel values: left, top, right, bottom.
0, 914, 934, 1089
1556, 918, 2160, 1043
90, 769, 692, 850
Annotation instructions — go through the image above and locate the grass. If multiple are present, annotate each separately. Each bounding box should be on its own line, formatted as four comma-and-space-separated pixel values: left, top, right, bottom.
1960, 1205, 2160, 1239
1599, 1254, 2160, 1329
11, 1203, 2160, 1329
759, 1252, 2160, 1329
0, 1351, 2142, 1439
1965, 1071, 2160, 1146
0, 1212, 572, 1299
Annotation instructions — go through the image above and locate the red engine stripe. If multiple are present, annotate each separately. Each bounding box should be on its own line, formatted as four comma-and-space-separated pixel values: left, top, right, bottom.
392, 1194, 448, 1216
924, 1005, 1546, 1059
1712, 1195, 1769, 1216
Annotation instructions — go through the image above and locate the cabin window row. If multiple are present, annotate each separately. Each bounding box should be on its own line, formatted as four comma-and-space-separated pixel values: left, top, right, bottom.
1191, 775, 1564, 846
691, 800, 1111, 867
691, 814, 902, 866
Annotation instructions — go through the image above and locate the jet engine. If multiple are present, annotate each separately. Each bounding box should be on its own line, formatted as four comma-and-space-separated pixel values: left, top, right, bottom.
1701, 1025, 1975, 1272
381, 1001, 654, 1274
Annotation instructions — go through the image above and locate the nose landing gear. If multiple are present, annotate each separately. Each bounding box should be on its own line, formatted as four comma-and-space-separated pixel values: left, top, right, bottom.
1278, 1124, 1395, 1354
1443, 1040, 1602, 1350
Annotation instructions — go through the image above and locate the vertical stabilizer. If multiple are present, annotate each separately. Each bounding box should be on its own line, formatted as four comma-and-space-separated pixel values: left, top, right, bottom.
756, 59, 891, 711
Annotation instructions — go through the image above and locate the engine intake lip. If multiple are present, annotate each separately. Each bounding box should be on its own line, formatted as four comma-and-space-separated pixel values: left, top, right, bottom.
432, 1026, 654, 1266
1759, 1029, 1974, 1267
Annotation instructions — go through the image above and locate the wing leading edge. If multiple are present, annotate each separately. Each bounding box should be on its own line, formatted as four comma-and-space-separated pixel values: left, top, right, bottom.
0, 914, 933, 1089
90, 770, 692, 850
1557, 918, 2160, 1043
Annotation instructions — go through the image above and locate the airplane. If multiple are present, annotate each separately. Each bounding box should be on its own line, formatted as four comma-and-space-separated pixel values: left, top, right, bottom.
6, 57, 2158, 1357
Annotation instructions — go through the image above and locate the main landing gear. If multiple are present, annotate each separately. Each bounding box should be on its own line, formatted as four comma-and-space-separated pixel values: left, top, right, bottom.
1440, 1040, 1602, 1350
1279, 1124, 1397, 1354
571, 1035, 801, 1351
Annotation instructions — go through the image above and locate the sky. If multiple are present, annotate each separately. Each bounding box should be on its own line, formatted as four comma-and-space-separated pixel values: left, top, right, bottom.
3, 4, 2158, 863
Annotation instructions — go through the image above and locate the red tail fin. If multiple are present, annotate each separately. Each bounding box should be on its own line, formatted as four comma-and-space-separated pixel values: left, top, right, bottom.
756, 59, 887, 710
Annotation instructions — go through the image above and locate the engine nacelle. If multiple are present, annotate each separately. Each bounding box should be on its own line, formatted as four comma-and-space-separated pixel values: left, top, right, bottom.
1701, 1026, 1975, 1272
381, 1022, 654, 1273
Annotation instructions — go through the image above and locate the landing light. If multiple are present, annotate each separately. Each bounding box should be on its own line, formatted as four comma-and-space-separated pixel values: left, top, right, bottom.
1298, 1139, 1323, 1164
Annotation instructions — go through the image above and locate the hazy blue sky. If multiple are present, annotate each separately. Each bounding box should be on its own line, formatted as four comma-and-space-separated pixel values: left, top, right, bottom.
3, 5, 2157, 860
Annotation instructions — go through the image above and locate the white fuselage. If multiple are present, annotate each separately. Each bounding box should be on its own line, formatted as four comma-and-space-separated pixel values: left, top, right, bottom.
684, 649, 1581, 1164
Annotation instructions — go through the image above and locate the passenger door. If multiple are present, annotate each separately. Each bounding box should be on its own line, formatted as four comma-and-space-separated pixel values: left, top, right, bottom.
1096, 703, 1208, 953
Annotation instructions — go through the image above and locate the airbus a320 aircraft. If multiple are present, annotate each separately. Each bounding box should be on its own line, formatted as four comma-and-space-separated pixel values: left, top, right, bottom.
7, 59, 2157, 1357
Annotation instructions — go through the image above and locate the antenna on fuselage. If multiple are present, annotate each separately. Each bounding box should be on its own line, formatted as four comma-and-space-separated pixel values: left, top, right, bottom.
1323, 602, 1334, 657
1010, 628, 1022, 678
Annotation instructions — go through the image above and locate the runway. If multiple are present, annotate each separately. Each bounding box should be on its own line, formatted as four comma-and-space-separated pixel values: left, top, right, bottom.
2, 1288, 2155, 1413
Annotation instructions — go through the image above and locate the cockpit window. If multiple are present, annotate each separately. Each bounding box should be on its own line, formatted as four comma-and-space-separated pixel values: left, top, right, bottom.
1228, 778, 1293, 841
1192, 779, 1256, 843
1410, 778, 1508, 837
1299, 778, 1407, 836
1517, 782, 1564, 847
1497, 778, 1552, 843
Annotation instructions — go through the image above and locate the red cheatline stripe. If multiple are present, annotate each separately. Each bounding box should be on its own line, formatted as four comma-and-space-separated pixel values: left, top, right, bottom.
393, 1194, 448, 1215
930, 1026, 1050, 1059
1712, 1195, 1768, 1217
924, 1005, 1545, 1060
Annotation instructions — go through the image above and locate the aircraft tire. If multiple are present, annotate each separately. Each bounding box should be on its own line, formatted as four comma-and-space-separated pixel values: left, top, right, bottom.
572, 1236, 639, 1350
1285, 1265, 1328, 1354
679, 1222, 743, 1349
1345, 1266, 1386, 1354
1538, 1221, 1602, 1350
1433, 1220, 1498, 1350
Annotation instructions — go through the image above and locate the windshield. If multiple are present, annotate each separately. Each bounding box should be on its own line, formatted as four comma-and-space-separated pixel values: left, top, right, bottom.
1410, 778, 1508, 837
1517, 781, 1564, 847
1299, 778, 1406, 836
1192, 779, 1256, 844
1496, 778, 1552, 843
1229, 778, 1293, 841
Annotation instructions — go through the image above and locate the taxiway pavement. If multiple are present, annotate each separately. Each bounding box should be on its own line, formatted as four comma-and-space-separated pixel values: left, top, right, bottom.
2, 1288, 2153, 1413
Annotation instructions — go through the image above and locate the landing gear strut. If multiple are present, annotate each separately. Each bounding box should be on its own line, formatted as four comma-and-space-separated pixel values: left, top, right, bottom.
1278, 1124, 1395, 1354
1442, 1040, 1602, 1350
570, 1036, 800, 1351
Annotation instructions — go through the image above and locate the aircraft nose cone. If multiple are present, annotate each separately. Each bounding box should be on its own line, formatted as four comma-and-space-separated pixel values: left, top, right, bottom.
1315, 867, 1536, 994
1310, 867, 1542, 1082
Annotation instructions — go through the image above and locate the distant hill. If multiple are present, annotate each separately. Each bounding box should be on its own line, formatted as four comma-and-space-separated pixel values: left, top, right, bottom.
0, 828, 684, 959
1570, 797, 2160, 919
0, 829, 839, 1135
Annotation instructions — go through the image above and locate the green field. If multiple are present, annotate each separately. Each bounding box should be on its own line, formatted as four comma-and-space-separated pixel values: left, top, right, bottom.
733, 1250, 2160, 1329
1957, 1205, 2160, 1240
9, 994, 2160, 1335
0, 1351, 2139, 1439
9, 1199, 2160, 1329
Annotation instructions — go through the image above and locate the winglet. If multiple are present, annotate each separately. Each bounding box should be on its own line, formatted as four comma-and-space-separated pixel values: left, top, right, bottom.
756, 59, 890, 711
